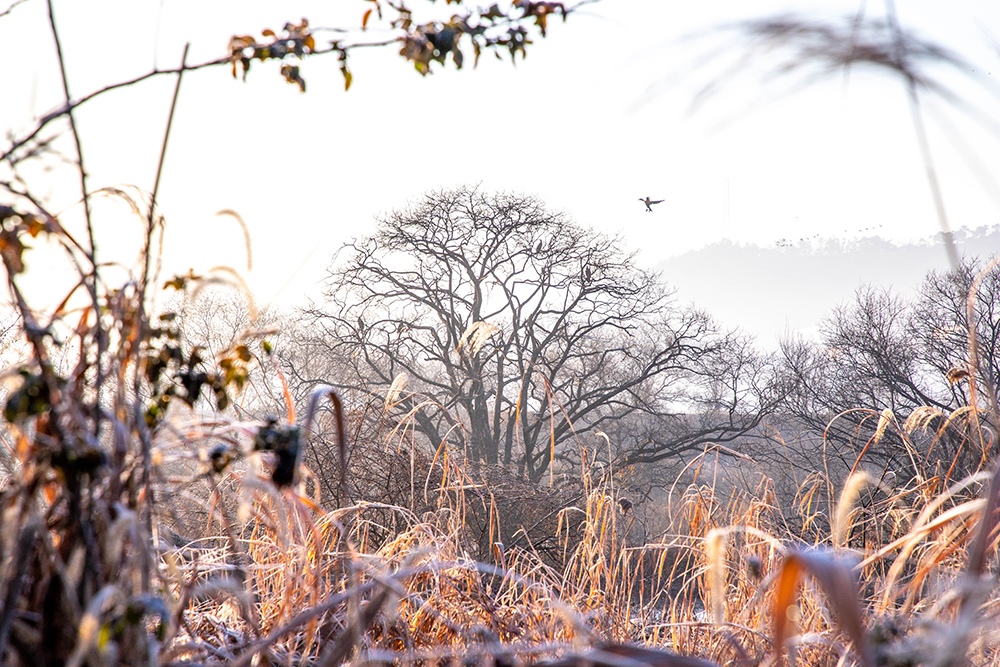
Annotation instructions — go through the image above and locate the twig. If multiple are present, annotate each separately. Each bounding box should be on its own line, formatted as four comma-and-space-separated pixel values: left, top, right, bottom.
228, 564, 418, 667
0, 520, 41, 658
148, 43, 190, 240
46, 0, 109, 446
885, 0, 960, 271
315, 583, 393, 667
303, 387, 350, 501
45, 0, 94, 257
134, 43, 190, 594
0, 40, 394, 167
0, 180, 89, 258
0, 0, 28, 20
2, 0, 593, 168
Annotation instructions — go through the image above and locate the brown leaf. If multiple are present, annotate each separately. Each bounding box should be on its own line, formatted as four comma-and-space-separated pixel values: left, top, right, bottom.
947, 367, 969, 384
280, 64, 307, 92
0, 229, 27, 274
773, 552, 803, 667
26, 216, 44, 238
773, 549, 872, 667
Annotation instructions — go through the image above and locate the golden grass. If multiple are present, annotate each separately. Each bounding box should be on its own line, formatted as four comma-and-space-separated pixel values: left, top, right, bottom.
0, 198, 998, 666
138, 398, 1000, 667
2, 296, 998, 667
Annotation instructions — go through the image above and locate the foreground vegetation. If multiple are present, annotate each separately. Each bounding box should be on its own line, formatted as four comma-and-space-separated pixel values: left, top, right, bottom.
0, 203, 998, 665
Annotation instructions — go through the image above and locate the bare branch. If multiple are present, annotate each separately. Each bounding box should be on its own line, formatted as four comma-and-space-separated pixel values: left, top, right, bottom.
0, 0, 28, 20
299, 186, 783, 481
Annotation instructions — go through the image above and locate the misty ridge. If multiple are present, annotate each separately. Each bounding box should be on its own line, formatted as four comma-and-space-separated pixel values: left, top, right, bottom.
658, 224, 1000, 342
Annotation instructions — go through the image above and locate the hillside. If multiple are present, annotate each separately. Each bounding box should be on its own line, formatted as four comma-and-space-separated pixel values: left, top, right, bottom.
656, 226, 1000, 345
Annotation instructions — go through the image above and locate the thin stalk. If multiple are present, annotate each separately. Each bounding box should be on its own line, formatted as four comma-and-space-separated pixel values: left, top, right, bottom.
884, 0, 960, 271
147, 42, 190, 245
133, 43, 190, 594
45, 0, 95, 258
47, 0, 108, 443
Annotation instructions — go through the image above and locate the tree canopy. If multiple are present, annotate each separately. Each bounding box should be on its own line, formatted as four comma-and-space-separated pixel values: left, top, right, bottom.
778, 256, 1000, 483
299, 186, 784, 481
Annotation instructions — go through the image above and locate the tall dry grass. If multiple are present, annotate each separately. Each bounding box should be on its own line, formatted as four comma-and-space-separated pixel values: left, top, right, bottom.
148, 391, 1000, 666
0, 192, 999, 667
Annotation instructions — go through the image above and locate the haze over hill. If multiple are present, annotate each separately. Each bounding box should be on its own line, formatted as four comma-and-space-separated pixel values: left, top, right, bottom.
656, 225, 1000, 346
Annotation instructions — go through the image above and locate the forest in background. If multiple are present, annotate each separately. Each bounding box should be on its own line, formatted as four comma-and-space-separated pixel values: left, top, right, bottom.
659, 225, 1000, 343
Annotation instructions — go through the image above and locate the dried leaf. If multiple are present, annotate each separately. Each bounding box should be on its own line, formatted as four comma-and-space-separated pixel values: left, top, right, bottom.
947, 366, 970, 384
0, 229, 27, 274
385, 373, 408, 409
773, 552, 802, 667
705, 528, 727, 624
773, 549, 871, 667
872, 408, 894, 446
280, 64, 307, 92
833, 471, 872, 549
456, 321, 500, 356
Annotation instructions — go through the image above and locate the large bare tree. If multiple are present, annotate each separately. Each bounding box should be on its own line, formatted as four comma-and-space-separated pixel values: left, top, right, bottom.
299, 186, 783, 481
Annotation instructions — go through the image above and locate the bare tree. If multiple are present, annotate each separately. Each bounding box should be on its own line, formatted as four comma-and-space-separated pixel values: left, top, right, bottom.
299, 186, 783, 481
778, 257, 1000, 482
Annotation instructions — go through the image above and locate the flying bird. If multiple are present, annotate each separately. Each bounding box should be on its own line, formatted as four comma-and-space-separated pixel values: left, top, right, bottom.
639, 196, 664, 212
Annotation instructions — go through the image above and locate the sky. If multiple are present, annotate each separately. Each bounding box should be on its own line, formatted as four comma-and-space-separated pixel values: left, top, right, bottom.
2, 0, 1000, 332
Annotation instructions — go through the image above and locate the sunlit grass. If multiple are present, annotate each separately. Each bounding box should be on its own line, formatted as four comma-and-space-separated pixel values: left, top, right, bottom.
144, 398, 1000, 666
0, 200, 998, 667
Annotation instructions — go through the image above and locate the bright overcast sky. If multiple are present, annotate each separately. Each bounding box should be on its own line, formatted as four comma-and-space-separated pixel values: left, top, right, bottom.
2, 0, 1000, 313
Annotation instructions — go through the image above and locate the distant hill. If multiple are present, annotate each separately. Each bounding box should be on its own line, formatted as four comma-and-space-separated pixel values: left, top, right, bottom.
655, 226, 1000, 346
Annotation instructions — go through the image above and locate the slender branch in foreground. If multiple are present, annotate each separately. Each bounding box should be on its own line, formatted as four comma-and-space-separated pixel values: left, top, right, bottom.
3, 0, 596, 168
1, 37, 384, 168
0, 0, 28, 20
47, 0, 111, 444
228, 565, 413, 667
134, 42, 190, 595
147, 42, 190, 241
885, 0, 960, 271
46, 0, 94, 257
